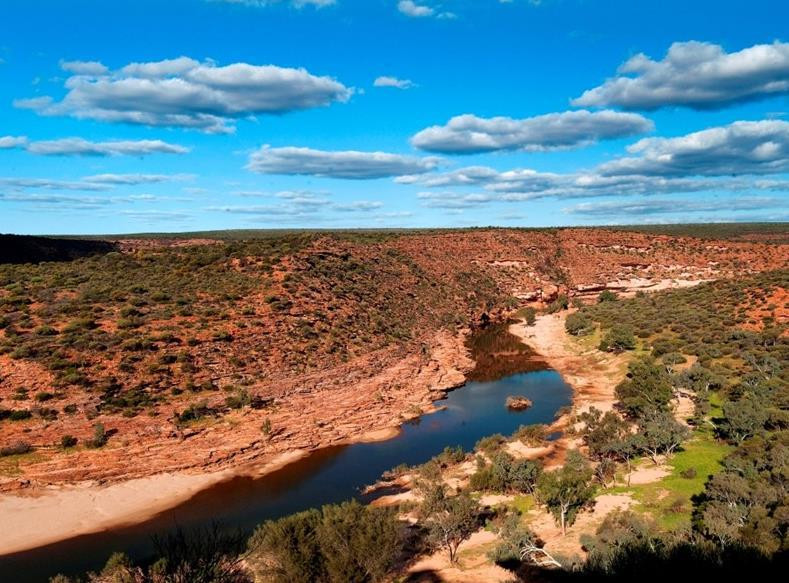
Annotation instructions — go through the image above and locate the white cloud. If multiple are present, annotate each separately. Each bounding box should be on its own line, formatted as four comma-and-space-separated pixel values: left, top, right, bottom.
411, 110, 653, 153
397, 1, 454, 19
21, 137, 189, 156
0, 173, 191, 192
247, 145, 440, 179
373, 76, 415, 89
59, 60, 109, 75
215, 0, 335, 7
120, 210, 192, 221
333, 200, 384, 211
573, 41, 789, 110
565, 197, 787, 217
0, 136, 28, 149
0, 178, 113, 191
396, 165, 501, 187
598, 120, 789, 177
398, 1, 434, 17
15, 57, 351, 133
82, 173, 193, 185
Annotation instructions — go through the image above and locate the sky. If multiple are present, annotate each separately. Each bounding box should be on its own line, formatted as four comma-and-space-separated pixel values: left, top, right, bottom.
0, 0, 788, 235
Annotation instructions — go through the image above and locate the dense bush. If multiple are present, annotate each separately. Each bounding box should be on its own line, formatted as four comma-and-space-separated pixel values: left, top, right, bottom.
598, 325, 636, 352
565, 312, 594, 336
469, 452, 542, 494
0, 440, 32, 457
247, 500, 403, 583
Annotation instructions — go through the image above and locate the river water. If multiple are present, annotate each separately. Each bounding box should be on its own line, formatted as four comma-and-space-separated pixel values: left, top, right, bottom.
0, 323, 572, 581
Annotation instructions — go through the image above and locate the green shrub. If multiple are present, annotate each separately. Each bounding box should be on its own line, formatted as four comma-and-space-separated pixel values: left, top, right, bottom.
565, 312, 594, 336
60, 435, 78, 448
599, 325, 636, 352
598, 290, 619, 303
89, 423, 108, 448
546, 294, 569, 314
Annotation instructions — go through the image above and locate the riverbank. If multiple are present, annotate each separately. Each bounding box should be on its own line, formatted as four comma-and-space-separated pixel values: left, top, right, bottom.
0, 329, 474, 557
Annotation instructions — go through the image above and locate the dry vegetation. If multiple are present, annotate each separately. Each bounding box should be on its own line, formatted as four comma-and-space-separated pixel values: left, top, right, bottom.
0, 227, 786, 488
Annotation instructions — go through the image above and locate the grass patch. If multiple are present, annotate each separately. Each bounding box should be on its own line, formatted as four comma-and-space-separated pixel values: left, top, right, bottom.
606, 430, 732, 530
708, 391, 724, 418
0, 450, 47, 477
509, 494, 535, 515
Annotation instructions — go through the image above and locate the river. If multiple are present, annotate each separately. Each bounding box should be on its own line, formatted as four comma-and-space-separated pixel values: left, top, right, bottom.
0, 322, 573, 581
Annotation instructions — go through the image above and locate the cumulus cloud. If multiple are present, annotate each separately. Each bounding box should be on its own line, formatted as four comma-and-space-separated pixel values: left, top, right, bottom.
373, 76, 415, 89
247, 145, 440, 179
573, 41, 789, 110
405, 164, 788, 205
598, 120, 789, 177
59, 60, 109, 75
397, 1, 454, 19
411, 110, 653, 154
15, 57, 351, 133
396, 165, 501, 187
397, 1, 434, 17
16, 137, 190, 156
0, 136, 28, 149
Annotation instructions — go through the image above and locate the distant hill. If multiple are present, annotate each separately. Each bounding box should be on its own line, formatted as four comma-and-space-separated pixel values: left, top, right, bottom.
0, 234, 117, 264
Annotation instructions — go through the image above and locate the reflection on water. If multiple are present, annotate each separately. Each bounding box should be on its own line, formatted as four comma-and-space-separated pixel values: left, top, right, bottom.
466, 320, 546, 381
0, 323, 572, 582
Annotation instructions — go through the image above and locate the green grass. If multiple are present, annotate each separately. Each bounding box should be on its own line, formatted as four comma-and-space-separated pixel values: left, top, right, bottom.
708, 391, 724, 419
510, 494, 536, 514
0, 450, 48, 477
606, 430, 732, 530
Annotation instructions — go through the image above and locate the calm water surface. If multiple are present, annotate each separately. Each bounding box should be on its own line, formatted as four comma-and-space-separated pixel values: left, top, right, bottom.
0, 323, 572, 582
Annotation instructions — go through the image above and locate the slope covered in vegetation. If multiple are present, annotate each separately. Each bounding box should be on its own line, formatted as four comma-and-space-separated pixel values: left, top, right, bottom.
0, 228, 786, 486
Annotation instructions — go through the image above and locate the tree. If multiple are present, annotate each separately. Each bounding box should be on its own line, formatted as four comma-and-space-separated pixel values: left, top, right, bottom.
615, 357, 674, 418
581, 509, 659, 559
695, 431, 789, 554
598, 290, 618, 303
150, 524, 250, 583
248, 502, 402, 583
599, 325, 636, 353
536, 450, 596, 535
488, 513, 562, 568
316, 501, 401, 583
248, 509, 325, 583
469, 451, 542, 494
565, 312, 594, 336
719, 394, 769, 444
635, 410, 690, 464
419, 484, 481, 564
522, 307, 536, 326
661, 352, 687, 375
577, 407, 631, 461
676, 364, 722, 394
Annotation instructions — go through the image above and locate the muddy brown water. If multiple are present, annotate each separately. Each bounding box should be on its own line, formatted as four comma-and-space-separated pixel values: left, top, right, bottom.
0, 323, 573, 581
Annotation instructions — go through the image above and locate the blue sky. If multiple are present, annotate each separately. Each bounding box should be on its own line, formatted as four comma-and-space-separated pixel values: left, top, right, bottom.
1, 0, 787, 234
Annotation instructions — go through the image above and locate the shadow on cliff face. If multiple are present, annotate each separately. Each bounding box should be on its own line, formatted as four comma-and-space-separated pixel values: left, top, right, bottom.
0, 234, 117, 264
